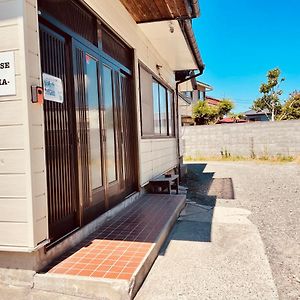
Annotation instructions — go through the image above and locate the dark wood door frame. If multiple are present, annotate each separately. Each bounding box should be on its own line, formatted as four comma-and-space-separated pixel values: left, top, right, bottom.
72, 39, 107, 225
39, 11, 139, 243
100, 57, 138, 209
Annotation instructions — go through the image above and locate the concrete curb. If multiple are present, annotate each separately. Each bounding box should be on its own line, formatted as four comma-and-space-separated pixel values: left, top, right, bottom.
128, 195, 186, 298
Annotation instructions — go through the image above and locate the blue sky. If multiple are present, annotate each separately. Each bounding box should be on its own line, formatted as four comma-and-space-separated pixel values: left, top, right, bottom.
193, 0, 300, 112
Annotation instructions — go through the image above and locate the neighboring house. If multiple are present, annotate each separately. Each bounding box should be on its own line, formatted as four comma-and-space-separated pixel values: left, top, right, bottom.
179, 92, 195, 126
206, 95, 221, 106
0, 0, 204, 275
181, 81, 213, 101
245, 109, 271, 121
179, 81, 213, 125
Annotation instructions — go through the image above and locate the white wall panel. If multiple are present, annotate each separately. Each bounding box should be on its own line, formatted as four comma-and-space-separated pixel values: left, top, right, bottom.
0, 198, 27, 222
0, 100, 23, 126
140, 138, 177, 184
0, 223, 28, 246
0, 149, 25, 173
0, 174, 26, 197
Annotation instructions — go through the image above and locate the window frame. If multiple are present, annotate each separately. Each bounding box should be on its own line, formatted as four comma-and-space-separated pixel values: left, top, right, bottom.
184, 91, 193, 99
139, 63, 175, 139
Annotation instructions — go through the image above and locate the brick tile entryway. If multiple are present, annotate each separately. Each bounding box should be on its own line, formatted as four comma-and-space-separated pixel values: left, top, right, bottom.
46, 194, 185, 283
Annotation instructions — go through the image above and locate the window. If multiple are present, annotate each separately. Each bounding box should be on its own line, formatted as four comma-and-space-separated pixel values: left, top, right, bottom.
140, 66, 154, 135
86, 54, 102, 189
183, 91, 193, 99
197, 90, 205, 100
152, 80, 167, 135
167, 90, 174, 136
139, 65, 175, 137
102, 64, 117, 183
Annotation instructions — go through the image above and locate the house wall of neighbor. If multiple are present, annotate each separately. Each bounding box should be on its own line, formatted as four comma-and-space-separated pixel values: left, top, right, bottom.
0, 0, 179, 250
179, 98, 193, 118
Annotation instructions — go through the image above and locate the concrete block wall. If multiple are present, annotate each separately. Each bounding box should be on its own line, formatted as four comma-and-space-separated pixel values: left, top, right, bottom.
182, 120, 300, 158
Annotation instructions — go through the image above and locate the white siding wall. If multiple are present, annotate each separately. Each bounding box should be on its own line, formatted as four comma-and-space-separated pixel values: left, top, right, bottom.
0, 0, 47, 250
0, 0, 179, 250
0, 0, 29, 248
84, 0, 179, 185
24, 0, 48, 248
140, 139, 178, 185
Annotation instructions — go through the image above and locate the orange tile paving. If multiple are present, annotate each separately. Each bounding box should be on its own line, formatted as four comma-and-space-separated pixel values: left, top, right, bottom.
47, 194, 183, 280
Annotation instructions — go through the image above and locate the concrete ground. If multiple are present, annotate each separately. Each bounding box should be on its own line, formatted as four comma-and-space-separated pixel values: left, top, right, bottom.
135, 161, 300, 300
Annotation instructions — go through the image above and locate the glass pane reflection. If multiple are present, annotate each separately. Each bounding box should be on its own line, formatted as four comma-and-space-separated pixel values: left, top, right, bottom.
86, 54, 102, 189
168, 90, 174, 136
159, 85, 167, 135
153, 81, 160, 134
102, 65, 117, 183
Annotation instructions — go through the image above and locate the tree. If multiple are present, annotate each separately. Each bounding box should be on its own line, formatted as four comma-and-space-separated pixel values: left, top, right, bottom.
218, 98, 234, 118
227, 112, 246, 121
192, 98, 234, 125
252, 68, 285, 121
279, 91, 300, 120
192, 100, 219, 125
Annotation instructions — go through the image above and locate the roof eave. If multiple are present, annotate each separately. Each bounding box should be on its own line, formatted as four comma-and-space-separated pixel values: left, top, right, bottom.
178, 19, 205, 74
197, 81, 213, 91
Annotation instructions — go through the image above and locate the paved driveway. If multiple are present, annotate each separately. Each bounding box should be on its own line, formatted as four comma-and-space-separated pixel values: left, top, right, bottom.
136, 161, 300, 300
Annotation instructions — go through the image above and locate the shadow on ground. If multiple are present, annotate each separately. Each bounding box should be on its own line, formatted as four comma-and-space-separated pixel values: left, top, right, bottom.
160, 163, 235, 253
181, 163, 235, 204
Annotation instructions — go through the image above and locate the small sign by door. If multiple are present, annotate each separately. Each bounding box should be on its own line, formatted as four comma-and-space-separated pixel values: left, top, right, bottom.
42, 73, 64, 103
0, 51, 16, 96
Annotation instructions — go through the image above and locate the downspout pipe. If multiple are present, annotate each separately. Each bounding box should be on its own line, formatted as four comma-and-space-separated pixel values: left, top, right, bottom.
175, 71, 203, 181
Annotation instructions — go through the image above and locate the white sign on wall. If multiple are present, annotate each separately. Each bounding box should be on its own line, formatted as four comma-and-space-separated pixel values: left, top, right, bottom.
0, 51, 16, 96
42, 73, 64, 103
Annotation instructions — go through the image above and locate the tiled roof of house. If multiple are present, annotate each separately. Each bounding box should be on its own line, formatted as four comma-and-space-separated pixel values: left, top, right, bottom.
244, 108, 270, 116
217, 118, 247, 124
206, 96, 221, 106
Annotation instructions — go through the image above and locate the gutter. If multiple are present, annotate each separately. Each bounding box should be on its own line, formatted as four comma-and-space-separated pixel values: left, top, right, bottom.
175, 4, 204, 176
190, 0, 200, 18
179, 19, 205, 73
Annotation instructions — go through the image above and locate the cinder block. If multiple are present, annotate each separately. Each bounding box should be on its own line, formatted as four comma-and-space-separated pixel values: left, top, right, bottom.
182, 120, 300, 157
